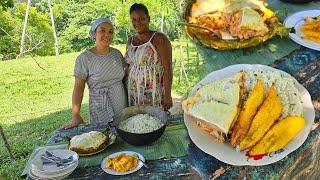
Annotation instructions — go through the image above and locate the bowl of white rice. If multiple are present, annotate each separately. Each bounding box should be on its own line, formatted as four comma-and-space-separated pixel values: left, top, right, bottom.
113, 105, 168, 146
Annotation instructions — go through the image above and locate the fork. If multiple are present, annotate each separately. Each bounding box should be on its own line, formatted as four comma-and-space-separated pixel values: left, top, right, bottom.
41, 155, 74, 167
45, 150, 74, 163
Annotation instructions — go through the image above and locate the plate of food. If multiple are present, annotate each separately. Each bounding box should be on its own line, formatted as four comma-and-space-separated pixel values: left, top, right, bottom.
284, 9, 320, 51
183, 0, 289, 50
101, 151, 145, 175
182, 64, 315, 166
68, 130, 116, 156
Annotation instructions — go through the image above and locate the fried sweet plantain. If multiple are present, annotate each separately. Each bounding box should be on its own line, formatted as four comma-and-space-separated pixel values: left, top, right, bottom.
249, 116, 305, 156
240, 85, 283, 150
106, 153, 138, 172
231, 80, 264, 147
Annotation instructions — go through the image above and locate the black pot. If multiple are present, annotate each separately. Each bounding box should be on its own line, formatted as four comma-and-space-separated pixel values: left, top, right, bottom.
113, 106, 168, 146
280, 0, 315, 3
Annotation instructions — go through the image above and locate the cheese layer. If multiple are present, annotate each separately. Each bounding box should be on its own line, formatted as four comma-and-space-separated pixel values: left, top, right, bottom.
70, 131, 106, 150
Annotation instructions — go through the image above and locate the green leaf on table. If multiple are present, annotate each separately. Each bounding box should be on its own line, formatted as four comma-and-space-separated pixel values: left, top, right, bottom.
268, 44, 277, 52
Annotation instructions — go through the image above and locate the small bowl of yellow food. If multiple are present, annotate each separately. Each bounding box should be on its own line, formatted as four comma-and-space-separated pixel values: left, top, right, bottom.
101, 151, 145, 175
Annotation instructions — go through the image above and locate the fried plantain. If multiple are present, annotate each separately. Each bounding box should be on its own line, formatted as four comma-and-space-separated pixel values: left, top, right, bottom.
249, 116, 305, 156
231, 80, 265, 147
240, 85, 283, 150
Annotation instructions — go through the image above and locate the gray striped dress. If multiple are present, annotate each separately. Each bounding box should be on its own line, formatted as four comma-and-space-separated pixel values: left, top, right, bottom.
74, 47, 128, 124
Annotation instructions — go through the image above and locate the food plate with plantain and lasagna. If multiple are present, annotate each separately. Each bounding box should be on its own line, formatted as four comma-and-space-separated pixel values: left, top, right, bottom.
182, 64, 315, 166
184, 0, 289, 50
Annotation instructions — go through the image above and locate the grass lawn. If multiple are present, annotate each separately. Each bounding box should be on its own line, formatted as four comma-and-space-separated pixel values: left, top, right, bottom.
0, 40, 205, 179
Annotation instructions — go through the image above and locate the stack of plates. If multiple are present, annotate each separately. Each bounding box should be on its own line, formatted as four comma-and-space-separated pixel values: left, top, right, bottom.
29, 149, 79, 179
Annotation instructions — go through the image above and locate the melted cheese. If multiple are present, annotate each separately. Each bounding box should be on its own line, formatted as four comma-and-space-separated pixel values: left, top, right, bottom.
190, 0, 226, 17
190, 0, 268, 17
70, 131, 106, 150
189, 100, 239, 134
239, 7, 268, 31
186, 73, 241, 134
225, 0, 267, 13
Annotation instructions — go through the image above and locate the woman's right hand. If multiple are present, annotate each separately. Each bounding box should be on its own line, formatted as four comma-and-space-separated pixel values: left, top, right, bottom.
62, 114, 86, 129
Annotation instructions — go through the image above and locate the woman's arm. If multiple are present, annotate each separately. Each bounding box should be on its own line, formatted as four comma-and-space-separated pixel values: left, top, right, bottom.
154, 33, 173, 111
62, 77, 86, 129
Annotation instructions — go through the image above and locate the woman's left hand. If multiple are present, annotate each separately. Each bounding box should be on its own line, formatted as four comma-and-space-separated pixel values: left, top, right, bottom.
162, 95, 173, 111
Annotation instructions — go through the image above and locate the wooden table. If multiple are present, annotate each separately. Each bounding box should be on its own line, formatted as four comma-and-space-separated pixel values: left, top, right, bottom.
43, 47, 320, 180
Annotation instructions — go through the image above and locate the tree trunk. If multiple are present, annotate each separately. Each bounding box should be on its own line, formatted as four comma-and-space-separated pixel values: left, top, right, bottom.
48, 0, 59, 56
0, 126, 14, 160
178, 36, 183, 84
178, 0, 190, 87
186, 35, 189, 68
18, 0, 31, 58
126, 28, 128, 41
196, 51, 200, 68
161, 10, 164, 32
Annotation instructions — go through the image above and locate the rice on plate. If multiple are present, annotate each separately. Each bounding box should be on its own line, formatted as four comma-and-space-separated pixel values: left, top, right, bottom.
244, 71, 303, 120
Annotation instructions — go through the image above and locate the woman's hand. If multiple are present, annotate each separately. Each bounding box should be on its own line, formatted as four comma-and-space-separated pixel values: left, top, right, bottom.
62, 77, 86, 130
162, 95, 173, 111
62, 114, 86, 129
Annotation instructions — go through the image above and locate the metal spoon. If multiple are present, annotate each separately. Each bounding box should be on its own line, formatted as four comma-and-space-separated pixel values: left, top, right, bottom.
134, 154, 148, 169
179, 22, 238, 40
179, 22, 217, 34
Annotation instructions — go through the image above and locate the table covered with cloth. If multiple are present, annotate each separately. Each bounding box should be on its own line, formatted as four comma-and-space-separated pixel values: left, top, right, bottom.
24, 49, 320, 180
24, 1, 320, 179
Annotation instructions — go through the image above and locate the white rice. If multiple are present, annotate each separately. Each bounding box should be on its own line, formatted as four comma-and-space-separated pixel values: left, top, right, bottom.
244, 70, 303, 120
119, 114, 164, 133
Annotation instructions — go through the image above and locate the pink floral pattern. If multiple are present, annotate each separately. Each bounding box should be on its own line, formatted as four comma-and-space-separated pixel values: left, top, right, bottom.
125, 33, 164, 107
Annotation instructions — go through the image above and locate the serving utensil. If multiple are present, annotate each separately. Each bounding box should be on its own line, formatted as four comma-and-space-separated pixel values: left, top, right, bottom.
180, 22, 238, 40
136, 155, 148, 169
180, 22, 216, 34
41, 154, 74, 168
45, 150, 74, 164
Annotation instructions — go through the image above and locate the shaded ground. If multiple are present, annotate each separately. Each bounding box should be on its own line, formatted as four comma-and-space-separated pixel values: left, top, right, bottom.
170, 92, 184, 115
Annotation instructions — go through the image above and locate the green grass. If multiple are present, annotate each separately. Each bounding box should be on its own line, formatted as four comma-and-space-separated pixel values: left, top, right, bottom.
0, 40, 204, 179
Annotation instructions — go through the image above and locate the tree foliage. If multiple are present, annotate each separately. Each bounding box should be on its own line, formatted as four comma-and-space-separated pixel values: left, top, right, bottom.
0, 3, 54, 59
0, 0, 181, 58
0, 0, 14, 10
0, 6, 19, 59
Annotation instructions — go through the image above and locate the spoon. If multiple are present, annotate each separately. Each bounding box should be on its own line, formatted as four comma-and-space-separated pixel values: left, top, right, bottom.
179, 22, 217, 34
134, 154, 148, 169
179, 22, 238, 40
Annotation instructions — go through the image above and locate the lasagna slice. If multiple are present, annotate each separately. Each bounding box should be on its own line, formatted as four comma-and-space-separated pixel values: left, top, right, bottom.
183, 72, 243, 142
229, 7, 269, 39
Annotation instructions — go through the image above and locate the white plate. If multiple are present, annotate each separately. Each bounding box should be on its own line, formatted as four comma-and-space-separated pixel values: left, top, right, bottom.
184, 64, 315, 166
30, 161, 78, 179
284, 9, 320, 51
101, 151, 145, 175
31, 149, 78, 174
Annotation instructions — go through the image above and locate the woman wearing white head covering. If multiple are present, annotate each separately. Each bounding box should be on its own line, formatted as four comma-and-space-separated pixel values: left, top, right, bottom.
63, 18, 128, 129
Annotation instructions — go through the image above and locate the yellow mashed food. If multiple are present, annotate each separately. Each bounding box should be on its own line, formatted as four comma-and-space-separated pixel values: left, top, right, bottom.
106, 153, 138, 172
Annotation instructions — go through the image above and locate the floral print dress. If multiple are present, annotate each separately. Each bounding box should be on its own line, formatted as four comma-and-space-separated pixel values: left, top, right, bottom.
125, 32, 164, 107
